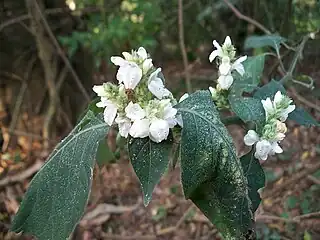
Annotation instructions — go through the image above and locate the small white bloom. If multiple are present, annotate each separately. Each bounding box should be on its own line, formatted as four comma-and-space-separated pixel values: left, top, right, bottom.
122, 52, 133, 61
231, 56, 247, 76
92, 85, 107, 97
129, 119, 150, 138
209, 36, 232, 62
270, 142, 283, 155
261, 97, 275, 117
149, 119, 170, 143
115, 116, 131, 138
279, 105, 295, 122
137, 47, 148, 60
219, 56, 232, 75
116, 62, 142, 89
179, 93, 189, 103
244, 130, 260, 146
175, 114, 183, 127
254, 140, 272, 161
125, 102, 145, 121
142, 58, 153, 74
111, 56, 131, 67
148, 68, 171, 99
208, 87, 217, 98
218, 74, 234, 90
96, 99, 117, 126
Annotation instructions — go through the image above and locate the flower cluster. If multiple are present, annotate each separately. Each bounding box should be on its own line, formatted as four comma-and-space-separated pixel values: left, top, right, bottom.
93, 47, 180, 143
209, 36, 247, 90
244, 91, 296, 160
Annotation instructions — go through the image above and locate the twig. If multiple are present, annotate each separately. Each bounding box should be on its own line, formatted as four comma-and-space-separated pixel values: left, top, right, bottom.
307, 175, 320, 185
178, 0, 192, 93
256, 214, 298, 223
33, 0, 91, 102
262, 162, 320, 199
293, 211, 320, 221
0, 161, 43, 187
222, 0, 271, 34
289, 87, 320, 113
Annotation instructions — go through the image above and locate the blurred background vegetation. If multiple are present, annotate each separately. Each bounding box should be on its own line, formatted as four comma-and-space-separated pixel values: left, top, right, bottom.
0, 0, 320, 239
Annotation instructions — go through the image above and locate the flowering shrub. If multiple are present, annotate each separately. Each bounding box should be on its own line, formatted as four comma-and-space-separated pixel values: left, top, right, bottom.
11, 36, 318, 240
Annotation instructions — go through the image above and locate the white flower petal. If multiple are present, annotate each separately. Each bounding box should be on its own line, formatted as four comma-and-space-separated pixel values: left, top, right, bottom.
103, 102, 118, 126
233, 63, 245, 76
273, 91, 283, 105
218, 74, 234, 90
149, 119, 170, 143
212, 40, 222, 51
117, 63, 142, 89
148, 68, 171, 99
125, 101, 145, 120
176, 114, 183, 127
163, 104, 177, 120
270, 142, 283, 154
234, 55, 247, 64
92, 85, 106, 97
129, 119, 150, 138
219, 58, 231, 75
261, 98, 274, 114
142, 59, 153, 73
223, 36, 232, 46
179, 93, 189, 103
111, 56, 127, 66
115, 116, 132, 138
137, 47, 148, 60
209, 50, 219, 62
254, 140, 272, 161
122, 52, 132, 61
244, 130, 260, 146
209, 87, 217, 98
96, 97, 110, 108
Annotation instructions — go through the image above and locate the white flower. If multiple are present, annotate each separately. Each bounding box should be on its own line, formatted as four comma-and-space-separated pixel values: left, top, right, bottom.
142, 58, 153, 74
208, 87, 217, 98
148, 68, 171, 99
269, 142, 283, 155
116, 62, 142, 89
125, 101, 145, 120
149, 119, 170, 143
244, 130, 260, 146
129, 119, 150, 138
261, 97, 275, 118
254, 140, 272, 161
115, 116, 131, 138
179, 93, 189, 103
92, 84, 107, 97
96, 98, 118, 126
279, 105, 295, 122
231, 56, 247, 76
217, 74, 234, 90
209, 36, 232, 62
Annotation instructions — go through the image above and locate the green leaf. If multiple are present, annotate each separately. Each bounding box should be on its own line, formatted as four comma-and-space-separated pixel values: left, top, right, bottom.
96, 139, 116, 167
128, 136, 173, 206
244, 35, 286, 51
177, 90, 254, 239
288, 107, 319, 127
11, 111, 109, 240
253, 79, 286, 100
233, 55, 265, 93
240, 151, 265, 212
229, 95, 265, 126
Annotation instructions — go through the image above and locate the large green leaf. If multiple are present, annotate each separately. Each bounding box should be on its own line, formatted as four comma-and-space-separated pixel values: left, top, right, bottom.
177, 90, 254, 239
233, 55, 265, 93
96, 139, 116, 167
229, 95, 265, 127
244, 35, 286, 51
288, 107, 319, 127
240, 151, 265, 212
11, 111, 108, 240
128, 136, 173, 206
253, 79, 286, 100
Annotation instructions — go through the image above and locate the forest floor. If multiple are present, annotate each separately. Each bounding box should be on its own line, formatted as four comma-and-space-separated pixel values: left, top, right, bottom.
1, 63, 320, 240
